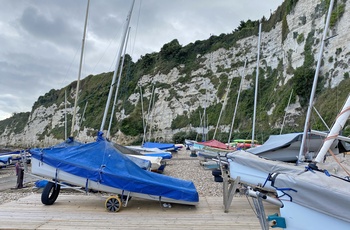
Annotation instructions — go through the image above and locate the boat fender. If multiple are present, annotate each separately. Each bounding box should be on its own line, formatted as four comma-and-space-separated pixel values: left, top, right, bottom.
267, 213, 286, 228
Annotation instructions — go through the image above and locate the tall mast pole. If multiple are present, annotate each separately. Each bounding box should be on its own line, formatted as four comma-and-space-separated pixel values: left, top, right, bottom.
252, 22, 262, 146
100, 0, 135, 132
70, 0, 90, 138
107, 27, 131, 138
228, 57, 247, 145
297, 0, 334, 164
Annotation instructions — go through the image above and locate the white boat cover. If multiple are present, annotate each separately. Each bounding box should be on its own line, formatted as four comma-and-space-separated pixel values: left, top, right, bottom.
247, 133, 302, 154
272, 170, 350, 223
226, 150, 305, 175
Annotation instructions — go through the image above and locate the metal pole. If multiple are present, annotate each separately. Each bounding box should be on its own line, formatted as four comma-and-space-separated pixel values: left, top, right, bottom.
65, 90, 67, 140
213, 78, 233, 140
140, 86, 146, 145
228, 58, 247, 145
298, 0, 334, 164
100, 0, 135, 132
252, 22, 262, 146
71, 0, 90, 137
107, 27, 131, 139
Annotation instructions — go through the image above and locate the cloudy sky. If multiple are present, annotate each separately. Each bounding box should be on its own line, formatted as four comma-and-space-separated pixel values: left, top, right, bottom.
0, 0, 283, 121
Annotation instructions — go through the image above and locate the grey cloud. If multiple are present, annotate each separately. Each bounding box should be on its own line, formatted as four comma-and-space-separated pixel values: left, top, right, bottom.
0, 0, 284, 120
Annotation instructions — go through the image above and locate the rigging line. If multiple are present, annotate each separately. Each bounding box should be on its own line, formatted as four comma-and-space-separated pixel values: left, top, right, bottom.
108, 22, 128, 73
148, 85, 157, 141
90, 21, 126, 75
280, 89, 293, 135
228, 57, 247, 145
62, 47, 80, 88
329, 149, 350, 177
107, 27, 131, 139
140, 86, 146, 145
213, 77, 233, 140
312, 106, 330, 131
130, 0, 143, 59
145, 84, 155, 142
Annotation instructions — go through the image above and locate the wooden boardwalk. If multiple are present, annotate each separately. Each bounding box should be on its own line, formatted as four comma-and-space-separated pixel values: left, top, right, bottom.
0, 194, 281, 229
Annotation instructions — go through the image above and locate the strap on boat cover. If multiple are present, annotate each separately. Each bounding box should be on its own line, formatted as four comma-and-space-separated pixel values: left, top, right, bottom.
85, 178, 89, 193
55, 168, 58, 187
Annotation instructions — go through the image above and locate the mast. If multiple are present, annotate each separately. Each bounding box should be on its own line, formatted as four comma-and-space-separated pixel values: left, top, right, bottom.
65, 90, 67, 140
297, 0, 334, 164
213, 77, 233, 140
144, 84, 155, 142
70, 0, 90, 138
148, 86, 156, 141
140, 86, 146, 145
228, 57, 247, 145
252, 22, 262, 146
107, 27, 131, 139
79, 101, 88, 129
315, 94, 350, 163
100, 0, 135, 132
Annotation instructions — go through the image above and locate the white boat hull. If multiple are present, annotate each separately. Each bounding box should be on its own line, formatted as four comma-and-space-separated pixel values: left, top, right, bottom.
277, 191, 350, 230
227, 151, 304, 191
228, 159, 274, 190
31, 158, 197, 205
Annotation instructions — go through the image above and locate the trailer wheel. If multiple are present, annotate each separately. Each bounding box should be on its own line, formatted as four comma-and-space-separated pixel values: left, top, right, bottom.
105, 196, 122, 212
41, 181, 61, 205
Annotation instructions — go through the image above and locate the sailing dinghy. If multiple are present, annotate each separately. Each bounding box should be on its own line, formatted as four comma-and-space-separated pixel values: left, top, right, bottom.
30, 132, 199, 212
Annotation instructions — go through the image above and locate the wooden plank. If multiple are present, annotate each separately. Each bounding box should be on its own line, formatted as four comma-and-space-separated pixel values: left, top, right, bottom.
0, 194, 282, 229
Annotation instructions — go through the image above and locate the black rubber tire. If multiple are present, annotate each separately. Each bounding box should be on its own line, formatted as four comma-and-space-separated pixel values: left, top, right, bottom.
41, 181, 61, 205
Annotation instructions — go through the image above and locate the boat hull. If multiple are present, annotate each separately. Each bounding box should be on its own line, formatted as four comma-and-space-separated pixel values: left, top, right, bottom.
31, 158, 197, 206
277, 196, 350, 230
273, 171, 350, 229
227, 151, 304, 191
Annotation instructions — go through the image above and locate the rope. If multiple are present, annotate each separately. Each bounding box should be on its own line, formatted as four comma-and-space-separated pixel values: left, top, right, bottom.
328, 148, 350, 177
245, 195, 258, 217
335, 106, 350, 121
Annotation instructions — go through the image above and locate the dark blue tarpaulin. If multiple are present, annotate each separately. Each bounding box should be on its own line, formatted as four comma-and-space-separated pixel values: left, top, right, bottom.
30, 133, 198, 203
143, 142, 178, 151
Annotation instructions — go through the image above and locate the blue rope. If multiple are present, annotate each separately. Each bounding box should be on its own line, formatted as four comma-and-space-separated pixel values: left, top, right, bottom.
275, 187, 297, 202
262, 173, 272, 187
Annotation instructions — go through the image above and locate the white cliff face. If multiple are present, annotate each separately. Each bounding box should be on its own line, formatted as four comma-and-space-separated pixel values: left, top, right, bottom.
1, 0, 349, 146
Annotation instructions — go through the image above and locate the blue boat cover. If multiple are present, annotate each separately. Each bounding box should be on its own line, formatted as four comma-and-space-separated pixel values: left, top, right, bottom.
30, 132, 198, 203
32, 138, 151, 170
143, 142, 178, 151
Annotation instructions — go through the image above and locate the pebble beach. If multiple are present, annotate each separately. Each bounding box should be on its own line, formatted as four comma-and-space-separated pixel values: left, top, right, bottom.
1, 147, 349, 206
